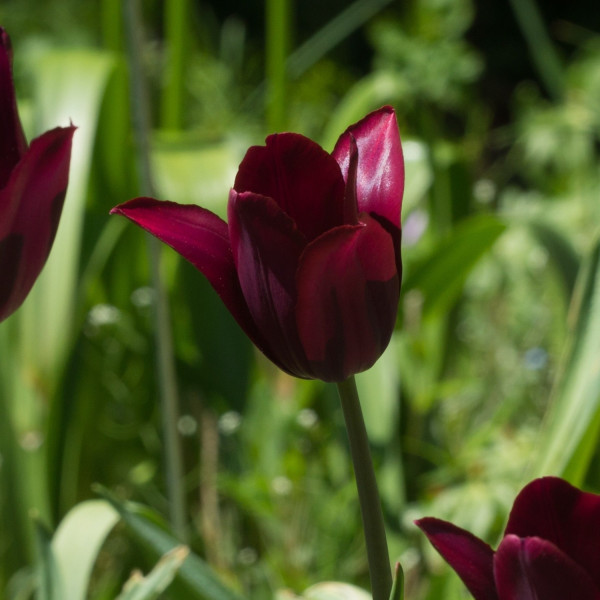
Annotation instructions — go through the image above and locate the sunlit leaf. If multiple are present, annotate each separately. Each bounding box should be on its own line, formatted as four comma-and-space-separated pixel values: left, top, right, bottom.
52, 500, 120, 600
301, 582, 371, 600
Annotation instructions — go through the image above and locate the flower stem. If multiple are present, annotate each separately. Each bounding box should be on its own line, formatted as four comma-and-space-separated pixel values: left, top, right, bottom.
337, 376, 392, 600
124, 0, 187, 541
160, 0, 189, 129
265, 0, 291, 131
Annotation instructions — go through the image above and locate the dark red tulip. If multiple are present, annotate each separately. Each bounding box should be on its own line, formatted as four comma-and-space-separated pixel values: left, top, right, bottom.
416, 477, 600, 600
111, 107, 403, 381
0, 28, 75, 323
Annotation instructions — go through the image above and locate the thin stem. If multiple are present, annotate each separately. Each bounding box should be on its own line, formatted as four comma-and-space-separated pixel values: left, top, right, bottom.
124, 0, 187, 541
160, 0, 189, 129
508, 0, 564, 101
337, 376, 392, 600
265, 0, 291, 131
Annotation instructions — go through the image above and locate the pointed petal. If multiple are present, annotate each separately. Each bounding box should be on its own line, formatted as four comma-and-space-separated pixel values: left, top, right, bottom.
110, 196, 270, 358
228, 190, 311, 378
494, 535, 600, 600
504, 476, 600, 588
0, 28, 27, 188
295, 214, 398, 382
0, 126, 74, 322
234, 132, 346, 240
416, 517, 498, 600
332, 106, 403, 251
342, 134, 359, 225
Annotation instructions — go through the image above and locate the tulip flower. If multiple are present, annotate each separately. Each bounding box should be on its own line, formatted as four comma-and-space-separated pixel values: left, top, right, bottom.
416, 476, 600, 600
0, 28, 75, 323
112, 107, 403, 382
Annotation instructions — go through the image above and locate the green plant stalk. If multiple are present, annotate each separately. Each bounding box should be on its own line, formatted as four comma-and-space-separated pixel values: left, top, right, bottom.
161, 0, 189, 130
102, 0, 124, 52
124, 0, 187, 541
507, 0, 564, 101
337, 376, 392, 600
265, 0, 291, 131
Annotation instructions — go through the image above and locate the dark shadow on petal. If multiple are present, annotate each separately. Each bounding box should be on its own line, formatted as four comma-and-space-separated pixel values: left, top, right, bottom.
0, 233, 24, 321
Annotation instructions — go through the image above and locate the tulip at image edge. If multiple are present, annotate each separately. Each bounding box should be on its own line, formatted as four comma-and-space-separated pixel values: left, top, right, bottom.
112, 106, 404, 383
0, 27, 75, 323
416, 476, 600, 600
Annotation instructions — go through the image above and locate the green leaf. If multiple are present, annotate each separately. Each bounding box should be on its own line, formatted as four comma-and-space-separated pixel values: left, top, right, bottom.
51, 500, 120, 600
97, 487, 245, 600
389, 562, 404, 600
402, 214, 507, 318
356, 333, 399, 445
526, 220, 579, 298
116, 546, 189, 600
17, 48, 115, 384
34, 517, 64, 600
533, 236, 600, 484
301, 582, 371, 600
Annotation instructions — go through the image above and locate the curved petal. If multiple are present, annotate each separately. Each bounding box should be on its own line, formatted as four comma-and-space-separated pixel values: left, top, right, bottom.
295, 214, 398, 382
0, 28, 27, 188
0, 126, 74, 322
504, 476, 600, 588
332, 106, 403, 238
110, 196, 270, 360
228, 190, 311, 378
234, 132, 346, 241
494, 535, 600, 600
416, 517, 498, 600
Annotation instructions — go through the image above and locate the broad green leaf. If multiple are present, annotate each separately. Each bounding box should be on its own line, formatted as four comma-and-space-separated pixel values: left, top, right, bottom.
51, 500, 120, 600
116, 546, 189, 600
402, 214, 507, 318
98, 488, 245, 600
533, 236, 600, 484
17, 49, 114, 386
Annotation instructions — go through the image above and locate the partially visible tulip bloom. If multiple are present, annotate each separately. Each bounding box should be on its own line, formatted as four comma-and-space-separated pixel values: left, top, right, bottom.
416, 477, 600, 600
112, 107, 403, 382
0, 28, 75, 323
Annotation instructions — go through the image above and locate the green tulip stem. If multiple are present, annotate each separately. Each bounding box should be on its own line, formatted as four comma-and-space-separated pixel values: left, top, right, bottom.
124, 0, 187, 541
337, 376, 392, 600
266, 0, 291, 131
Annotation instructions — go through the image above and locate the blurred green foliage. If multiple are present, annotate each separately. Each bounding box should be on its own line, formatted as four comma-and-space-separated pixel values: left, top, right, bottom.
0, 0, 600, 598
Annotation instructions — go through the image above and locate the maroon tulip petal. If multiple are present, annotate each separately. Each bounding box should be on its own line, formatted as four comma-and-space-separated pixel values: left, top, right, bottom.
0, 126, 74, 322
494, 535, 600, 600
0, 28, 27, 188
295, 214, 398, 382
110, 196, 272, 361
504, 476, 600, 588
332, 106, 403, 240
228, 190, 311, 378
415, 517, 498, 600
234, 132, 346, 241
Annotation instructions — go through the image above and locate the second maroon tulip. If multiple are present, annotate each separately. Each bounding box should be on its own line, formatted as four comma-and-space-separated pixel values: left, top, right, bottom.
416, 477, 600, 600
